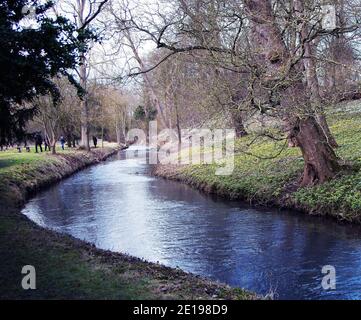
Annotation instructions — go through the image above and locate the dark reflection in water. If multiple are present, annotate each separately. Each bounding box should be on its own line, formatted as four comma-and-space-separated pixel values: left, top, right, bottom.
22, 147, 361, 300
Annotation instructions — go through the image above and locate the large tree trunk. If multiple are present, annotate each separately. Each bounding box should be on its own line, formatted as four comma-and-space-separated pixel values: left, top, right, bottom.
294, 0, 338, 148
245, 0, 340, 186
292, 117, 340, 186
115, 123, 125, 145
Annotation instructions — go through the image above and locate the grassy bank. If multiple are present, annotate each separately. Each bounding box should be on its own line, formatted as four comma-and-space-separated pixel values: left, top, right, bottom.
0, 145, 253, 300
154, 102, 361, 224
0, 145, 119, 208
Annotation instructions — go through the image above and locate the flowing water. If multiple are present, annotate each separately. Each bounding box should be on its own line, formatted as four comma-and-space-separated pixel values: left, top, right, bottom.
22, 146, 361, 299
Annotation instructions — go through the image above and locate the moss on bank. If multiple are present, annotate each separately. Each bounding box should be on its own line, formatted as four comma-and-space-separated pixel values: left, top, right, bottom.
0, 145, 253, 300
154, 104, 361, 224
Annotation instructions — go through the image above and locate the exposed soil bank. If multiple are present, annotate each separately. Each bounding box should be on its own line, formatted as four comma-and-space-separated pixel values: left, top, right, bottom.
0, 147, 254, 300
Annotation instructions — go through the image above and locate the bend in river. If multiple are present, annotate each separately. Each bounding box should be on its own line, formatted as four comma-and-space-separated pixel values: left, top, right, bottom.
22, 146, 361, 300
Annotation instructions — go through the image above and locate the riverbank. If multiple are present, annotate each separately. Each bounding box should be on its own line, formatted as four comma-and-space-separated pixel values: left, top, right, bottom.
0, 145, 254, 299
0, 145, 120, 208
154, 102, 361, 224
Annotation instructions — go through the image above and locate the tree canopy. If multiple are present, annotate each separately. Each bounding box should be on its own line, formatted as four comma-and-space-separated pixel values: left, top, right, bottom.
0, 0, 92, 145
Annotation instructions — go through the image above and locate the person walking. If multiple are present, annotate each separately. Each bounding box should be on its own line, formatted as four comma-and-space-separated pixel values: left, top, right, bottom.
60, 136, 66, 150
35, 133, 43, 153
92, 136, 98, 148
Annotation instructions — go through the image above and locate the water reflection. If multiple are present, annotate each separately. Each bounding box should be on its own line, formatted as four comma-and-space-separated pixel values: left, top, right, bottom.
22, 146, 361, 299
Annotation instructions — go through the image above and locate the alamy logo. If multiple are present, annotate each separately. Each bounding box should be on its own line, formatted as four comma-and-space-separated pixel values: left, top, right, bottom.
21, 5, 36, 29
321, 5, 336, 31
21, 5, 36, 19
321, 265, 336, 290
127, 121, 235, 176
21, 265, 36, 290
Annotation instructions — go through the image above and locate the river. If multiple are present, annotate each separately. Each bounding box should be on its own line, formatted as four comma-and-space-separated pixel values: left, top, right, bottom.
22, 146, 361, 299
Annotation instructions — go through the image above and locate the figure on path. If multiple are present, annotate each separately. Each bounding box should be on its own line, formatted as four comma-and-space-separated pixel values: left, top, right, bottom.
35, 133, 43, 153
60, 136, 66, 150
92, 136, 98, 148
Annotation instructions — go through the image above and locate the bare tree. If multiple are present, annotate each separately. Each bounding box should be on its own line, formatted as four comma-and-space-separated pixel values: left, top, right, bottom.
88, 83, 131, 145
33, 78, 82, 154
116, 0, 361, 185
56, 0, 109, 150
108, 0, 170, 129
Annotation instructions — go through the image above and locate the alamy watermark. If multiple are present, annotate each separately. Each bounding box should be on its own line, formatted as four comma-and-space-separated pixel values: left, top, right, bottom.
21, 4, 37, 29
321, 4, 337, 31
21, 265, 36, 290
322, 265, 336, 290
126, 121, 235, 176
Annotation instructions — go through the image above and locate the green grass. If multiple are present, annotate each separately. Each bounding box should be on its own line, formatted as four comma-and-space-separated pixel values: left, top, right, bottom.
0, 144, 120, 206
293, 111, 361, 221
167, 104, 361, 222
0, 214, 149, 299
0, 146, 77, 172
0, 151, 43, 171
0, 211, 253, 300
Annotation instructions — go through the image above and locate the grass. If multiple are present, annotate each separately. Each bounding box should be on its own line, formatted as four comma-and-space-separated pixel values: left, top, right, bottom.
0, 145, 82, 172
0, 143, 253, 300
155, 101, 361, 223
0, 145, 117, 207
0, 213, 145, 299
0, 152, 41, 170
0, 211, 252, 300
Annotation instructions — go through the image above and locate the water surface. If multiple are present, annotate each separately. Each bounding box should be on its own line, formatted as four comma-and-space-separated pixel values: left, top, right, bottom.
22, 147, 361, 299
